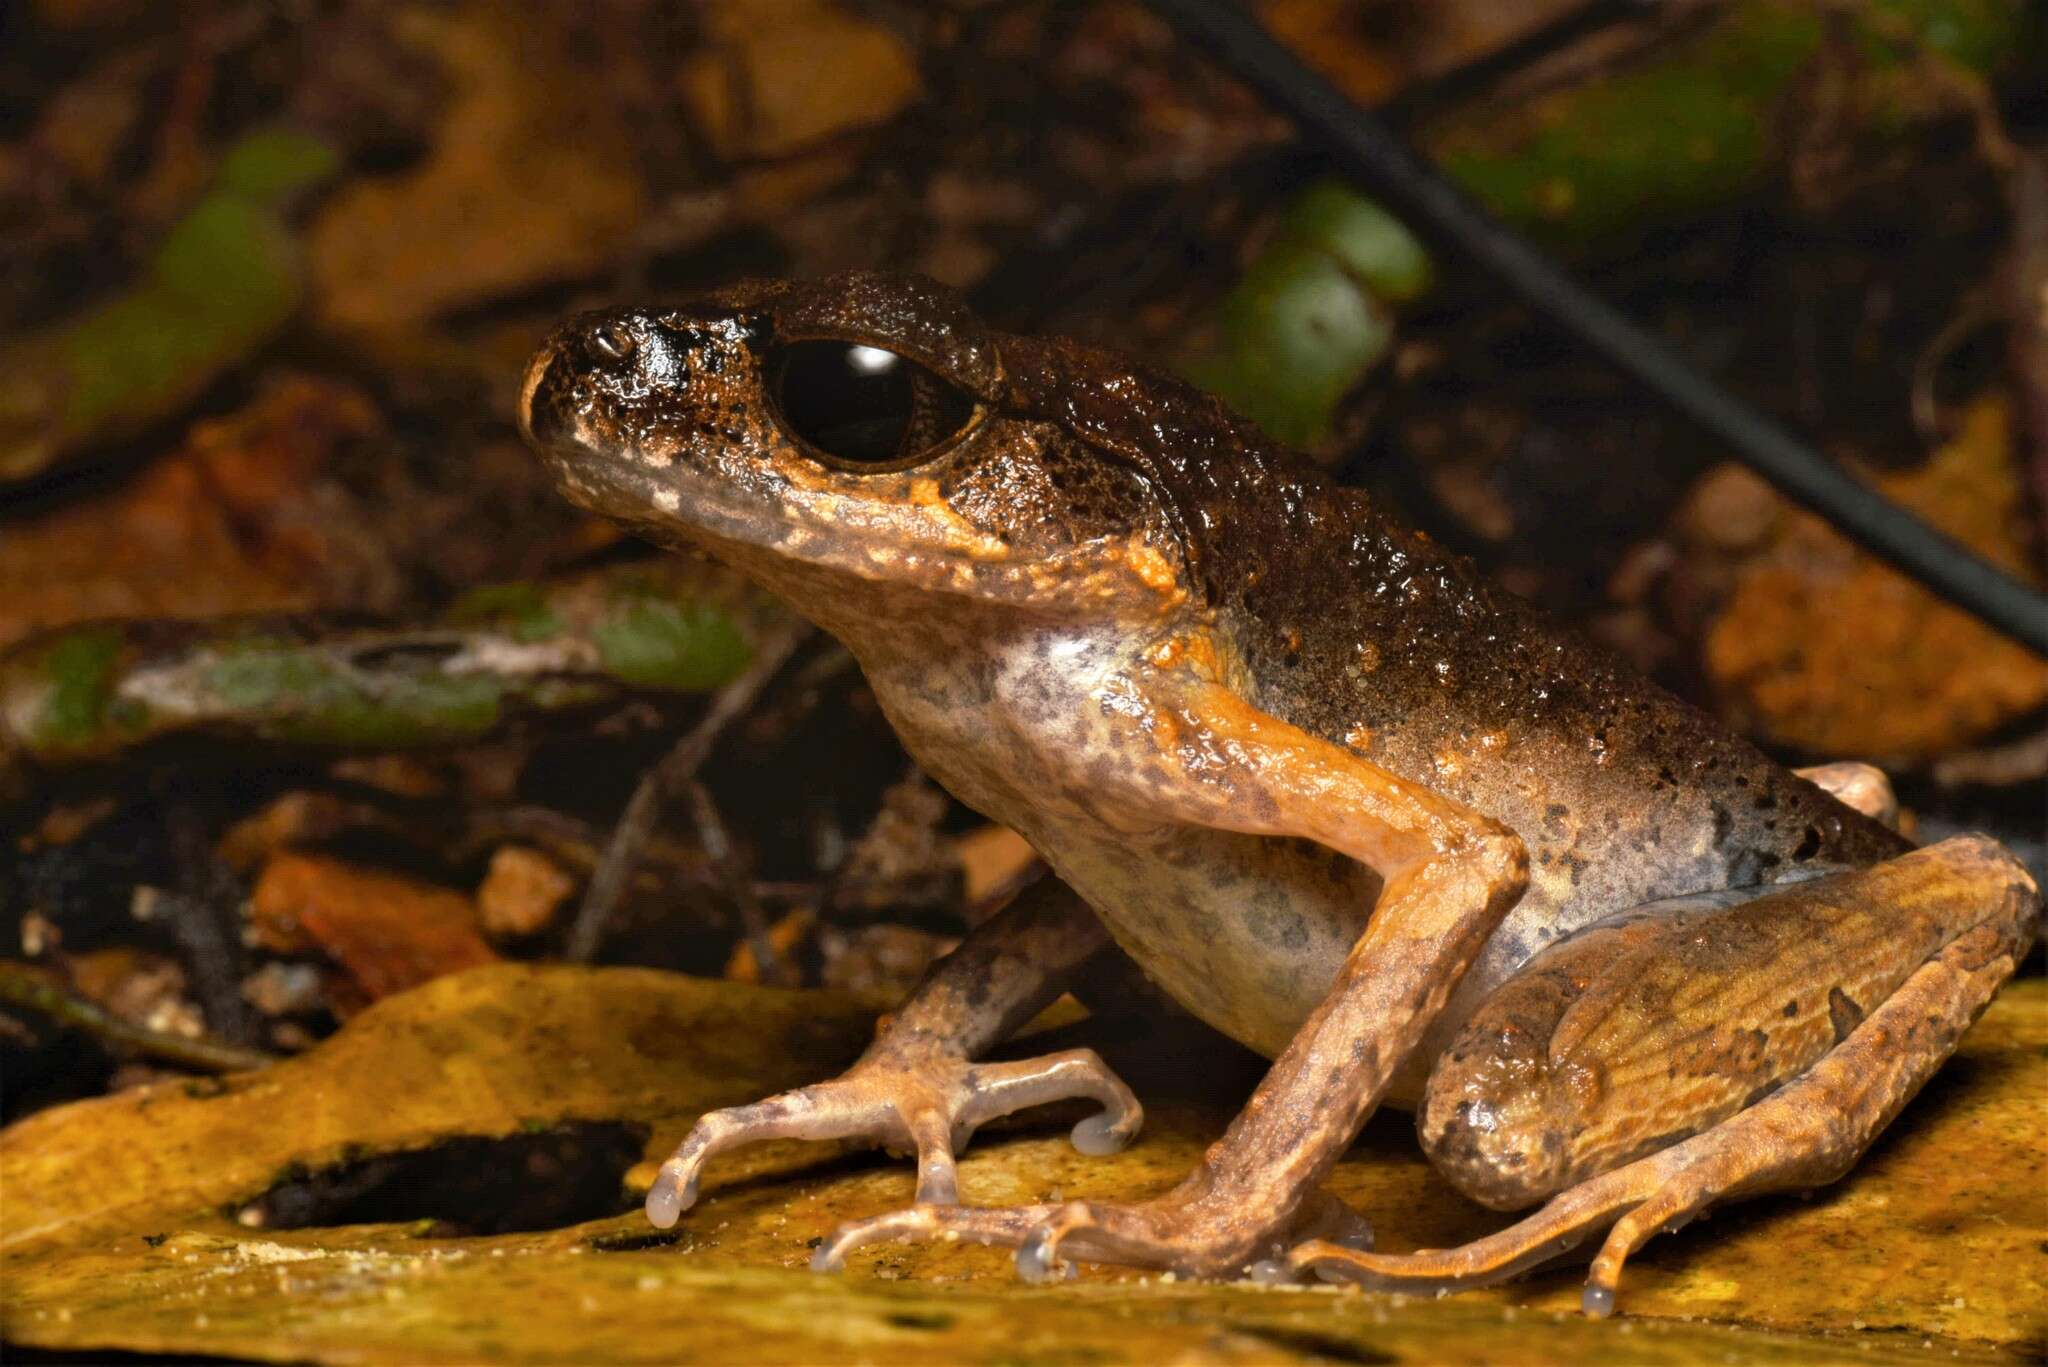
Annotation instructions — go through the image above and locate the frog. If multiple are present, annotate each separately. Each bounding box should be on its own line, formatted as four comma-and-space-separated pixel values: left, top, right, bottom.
519, 272, 2038, 1314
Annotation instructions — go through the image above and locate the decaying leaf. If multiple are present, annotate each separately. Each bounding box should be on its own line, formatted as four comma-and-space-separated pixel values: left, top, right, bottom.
249, 853, 498, 1003
477, 845, 576, 940
307, 5, 646, 335
1685, 395, 2048, 761
0, 376, 390, 652
0, 559, 787, 797
1425, 0, 2031, 244
0, 128, 339, 484
680, 0, 920, 163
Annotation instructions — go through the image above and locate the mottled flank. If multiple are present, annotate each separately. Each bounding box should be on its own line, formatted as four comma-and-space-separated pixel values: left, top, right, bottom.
520, 271, 2036, 1306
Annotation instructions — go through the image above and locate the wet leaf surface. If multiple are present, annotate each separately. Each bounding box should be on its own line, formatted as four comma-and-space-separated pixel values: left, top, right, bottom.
4, 964, 2040, 1363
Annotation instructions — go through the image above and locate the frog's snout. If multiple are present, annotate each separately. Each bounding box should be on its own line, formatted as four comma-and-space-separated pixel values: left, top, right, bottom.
519, 309, 663, 458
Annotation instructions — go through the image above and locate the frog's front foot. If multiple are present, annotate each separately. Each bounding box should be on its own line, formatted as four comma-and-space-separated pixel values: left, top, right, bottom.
646, 1045, 1141, 1227
810, 1184, 1371, 1281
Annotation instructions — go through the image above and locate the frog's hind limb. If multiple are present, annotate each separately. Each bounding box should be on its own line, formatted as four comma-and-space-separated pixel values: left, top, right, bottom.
1292, 835, 2037, 1315
811, 670, 1528, 1278
645, 878, 1140, 1226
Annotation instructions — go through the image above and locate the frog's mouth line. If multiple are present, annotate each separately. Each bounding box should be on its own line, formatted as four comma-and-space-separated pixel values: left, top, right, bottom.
542, 431, 1171, 609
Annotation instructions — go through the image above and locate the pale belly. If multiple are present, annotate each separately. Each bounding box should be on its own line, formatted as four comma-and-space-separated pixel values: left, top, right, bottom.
1026, 818, 1378, 1060
862, 633, 1605, 1098
891, 707, 1672, 1106
1034, 815, 1642, 1109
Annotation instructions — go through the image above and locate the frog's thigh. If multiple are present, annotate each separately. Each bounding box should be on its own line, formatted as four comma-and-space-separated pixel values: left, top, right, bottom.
1296, 835, 2036, 1309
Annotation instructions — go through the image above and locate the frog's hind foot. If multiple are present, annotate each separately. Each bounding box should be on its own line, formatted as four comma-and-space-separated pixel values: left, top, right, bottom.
647, 1046, 1141, 1227
1293, 1078, 1829, 1316
1290, 1142, 1694, 1310
813, 1187, 1370, 1281
1295, 837, 2034, 1316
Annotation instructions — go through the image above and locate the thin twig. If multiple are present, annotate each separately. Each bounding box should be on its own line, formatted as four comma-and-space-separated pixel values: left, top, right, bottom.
0, 964, 276, 1073
135, 885, 256, 1039
159, 805, 258, 1046
566, 624, 809, 963
1377, 0, 1693, 129
681, 778, 789, 986
1909, 295, 1997, 448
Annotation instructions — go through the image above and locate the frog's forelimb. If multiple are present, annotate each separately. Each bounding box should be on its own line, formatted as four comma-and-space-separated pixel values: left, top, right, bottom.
645, 879, 1139, 1226
812, 666, 1530, 1277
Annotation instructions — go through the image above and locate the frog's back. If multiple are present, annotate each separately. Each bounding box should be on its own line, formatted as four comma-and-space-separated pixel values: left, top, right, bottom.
1237, 483, 1905, 905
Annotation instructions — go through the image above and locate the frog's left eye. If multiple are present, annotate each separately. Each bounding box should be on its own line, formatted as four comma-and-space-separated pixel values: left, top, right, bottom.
766, 340, 979, 471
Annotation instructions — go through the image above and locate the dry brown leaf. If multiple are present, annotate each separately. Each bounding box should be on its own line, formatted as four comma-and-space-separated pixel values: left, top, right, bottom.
1688, 395, 2048, 760
308, 5, 646, 335
250, 852, 497, 1002
0, 377, 388, 650
477, 844, 576, 940
679, 0, 919, 162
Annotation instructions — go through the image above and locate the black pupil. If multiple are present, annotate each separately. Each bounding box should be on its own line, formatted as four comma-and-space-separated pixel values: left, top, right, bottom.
769, 341, 973, 467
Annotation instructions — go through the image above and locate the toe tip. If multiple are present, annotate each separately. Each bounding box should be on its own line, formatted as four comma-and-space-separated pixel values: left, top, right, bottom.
1247, 1258, 1297, 1286
645, 1167, 696, 1229
1015, 1232, 1062, 1283
1070, 1114, 1129, 1157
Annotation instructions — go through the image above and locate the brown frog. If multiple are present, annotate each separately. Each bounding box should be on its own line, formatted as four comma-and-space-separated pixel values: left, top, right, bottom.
519, 273, 2038, 1314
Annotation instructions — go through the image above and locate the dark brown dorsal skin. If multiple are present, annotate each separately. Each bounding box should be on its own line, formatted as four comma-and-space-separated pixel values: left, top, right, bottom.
521, 271, 1908, 1066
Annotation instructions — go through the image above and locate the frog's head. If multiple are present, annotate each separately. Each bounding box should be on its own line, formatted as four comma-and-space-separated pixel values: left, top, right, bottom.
521, 273, 1270, 633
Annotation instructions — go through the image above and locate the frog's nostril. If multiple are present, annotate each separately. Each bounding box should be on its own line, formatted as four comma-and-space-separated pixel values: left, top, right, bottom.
591, 321, 637, 363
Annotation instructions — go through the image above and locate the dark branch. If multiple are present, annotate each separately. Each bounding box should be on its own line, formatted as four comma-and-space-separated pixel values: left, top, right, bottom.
1145, 0, 2048, 656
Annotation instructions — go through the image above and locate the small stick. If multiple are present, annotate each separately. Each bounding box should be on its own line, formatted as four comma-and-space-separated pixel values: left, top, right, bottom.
566, 625, 808, 963
0, 964, 276, 1074
681, 778, 789, 986
135, 885, 257, 1045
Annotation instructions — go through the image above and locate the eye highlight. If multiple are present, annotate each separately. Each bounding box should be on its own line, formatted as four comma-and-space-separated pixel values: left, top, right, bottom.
766, 340, 978, 471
